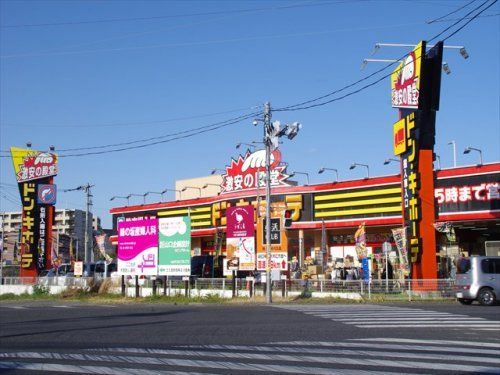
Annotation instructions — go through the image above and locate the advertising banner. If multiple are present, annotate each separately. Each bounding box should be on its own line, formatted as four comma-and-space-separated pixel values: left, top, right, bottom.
391, 41, 424, 109
158, 216, 191, 276
10, 147, 58, 183
11, 146, 58, 277
226, 206, 255, 271
117, 218, 158, 275
392, 227, 409, 274
256, 202, 289, 271
220, 149, 290, 194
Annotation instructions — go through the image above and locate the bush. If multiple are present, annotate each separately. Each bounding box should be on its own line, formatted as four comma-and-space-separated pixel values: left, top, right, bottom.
32, 284, 50, 296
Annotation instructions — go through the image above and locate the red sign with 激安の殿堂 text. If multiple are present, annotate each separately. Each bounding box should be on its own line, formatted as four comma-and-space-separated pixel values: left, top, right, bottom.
220, 148, 290, 194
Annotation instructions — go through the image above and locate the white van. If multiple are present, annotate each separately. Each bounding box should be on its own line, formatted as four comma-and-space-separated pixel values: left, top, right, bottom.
455, 256, 500, 306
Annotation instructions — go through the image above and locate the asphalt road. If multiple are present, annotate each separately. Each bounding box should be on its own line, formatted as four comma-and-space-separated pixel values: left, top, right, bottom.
0, 300, 499, 374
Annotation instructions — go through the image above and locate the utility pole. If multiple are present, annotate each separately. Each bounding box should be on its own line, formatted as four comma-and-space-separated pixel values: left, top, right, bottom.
83, 184, 93, 276
64, 184, 94, 276
255, 102, 302, 304
264, 102, 273, 304
0, 211, 4, 284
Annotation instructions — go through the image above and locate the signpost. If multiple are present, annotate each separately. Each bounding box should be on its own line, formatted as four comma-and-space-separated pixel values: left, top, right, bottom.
383, 241, 391, 292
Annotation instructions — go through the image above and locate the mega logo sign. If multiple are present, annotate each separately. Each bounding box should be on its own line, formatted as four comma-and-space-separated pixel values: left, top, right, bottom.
10, 147, 58, 183
391, 41, 424, 109
220, 149, 290, 194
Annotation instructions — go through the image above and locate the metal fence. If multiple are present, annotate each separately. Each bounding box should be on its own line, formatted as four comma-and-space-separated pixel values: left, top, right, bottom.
0, 276, 457, 300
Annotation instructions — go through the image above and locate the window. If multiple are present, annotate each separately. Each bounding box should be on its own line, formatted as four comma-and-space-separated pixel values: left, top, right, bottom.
457, 258, 471, 274
481, 258, 500, 274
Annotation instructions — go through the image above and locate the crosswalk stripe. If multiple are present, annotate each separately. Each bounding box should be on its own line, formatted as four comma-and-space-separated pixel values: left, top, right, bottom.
275, 305, 499, 330
194, 339, 500, 355
1, 349, 498, 374
3, 306, 27, 309
333, 317, 483, 321
0, 361, 219, 375
92, 345, 500, 365
350, 324, 499, 328
351, 338, 500, 348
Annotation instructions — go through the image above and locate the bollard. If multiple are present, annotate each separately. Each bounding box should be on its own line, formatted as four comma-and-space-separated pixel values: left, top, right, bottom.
232, 271, 236, 298
163, 276, 167, 296
184, 278, 189, 298
121, 275, 125, 297
152, 278, 157, 296
282, 280, 286, 298
135, 275, 139, 298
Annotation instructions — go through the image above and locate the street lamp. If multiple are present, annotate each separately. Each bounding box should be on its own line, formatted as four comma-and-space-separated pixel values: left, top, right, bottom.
463, 146, 483, 165
162, 188, 182, 200
318, 167, 338, 182
289, 171, 310, 185
129, 193, 146, 204
435, 154, 441, 170
236, 142, 257, 150
110, 195, 131, 205
144, 191, 164, 202
210, 168, 226, 175
181, 186, 202, 198
202, 183, 221, 195
350, 163, 370, 179
383, 158, 399, 165
448, 140, 457, 167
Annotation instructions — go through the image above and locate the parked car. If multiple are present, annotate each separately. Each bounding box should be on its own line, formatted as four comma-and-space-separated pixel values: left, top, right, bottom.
191, 255, 224, 278
94, 261, 117, 277
455, 256, 500, 306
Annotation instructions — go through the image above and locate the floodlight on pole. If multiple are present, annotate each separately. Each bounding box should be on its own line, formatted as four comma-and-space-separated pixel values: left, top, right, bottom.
463, 146, 483, 165
125, 193, 145, 204
162, 188, 182, 200
442, 62, 451, 75
236, 142, 257, 150
144, 191, 164, 202
289, 171, 310, 185
373, 43, 469, 59
350, 163, 370, 179
210, 168, 225, 175
383, 158, 399, 165
181, 186, 202, 198
202, 183, 221, 195
110, 195, 131, 206
435, 154, 441, 170
318, 167, 338, 182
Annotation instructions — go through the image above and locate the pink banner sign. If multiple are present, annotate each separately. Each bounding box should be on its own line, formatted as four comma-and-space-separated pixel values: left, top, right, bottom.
226, 206, 255, 238
118, 218, 158, 275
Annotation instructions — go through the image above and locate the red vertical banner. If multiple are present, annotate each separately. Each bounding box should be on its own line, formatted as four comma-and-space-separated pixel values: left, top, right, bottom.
413, 150, 437, 280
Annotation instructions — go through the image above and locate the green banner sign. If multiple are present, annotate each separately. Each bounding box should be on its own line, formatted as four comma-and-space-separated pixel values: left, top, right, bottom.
158, 216, 191, 276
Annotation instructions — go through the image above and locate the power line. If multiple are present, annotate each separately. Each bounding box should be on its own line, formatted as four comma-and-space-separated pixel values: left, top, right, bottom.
0, 111, 259, 155
0, 1, 495, 159
0, 1, 347, 28
274, 0, 496, 112
58, 111, 259, 152
58, 112, 259, 157
1, 106, 256, 129
427, 0, 477, 24
1, 21, 426, 60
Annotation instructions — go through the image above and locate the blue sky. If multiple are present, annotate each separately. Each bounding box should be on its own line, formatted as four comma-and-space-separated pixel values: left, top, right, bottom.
1, 0, 499, 229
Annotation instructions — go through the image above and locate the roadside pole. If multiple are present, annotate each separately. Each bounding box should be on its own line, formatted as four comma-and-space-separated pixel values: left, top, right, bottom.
264, 102, 272, 304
